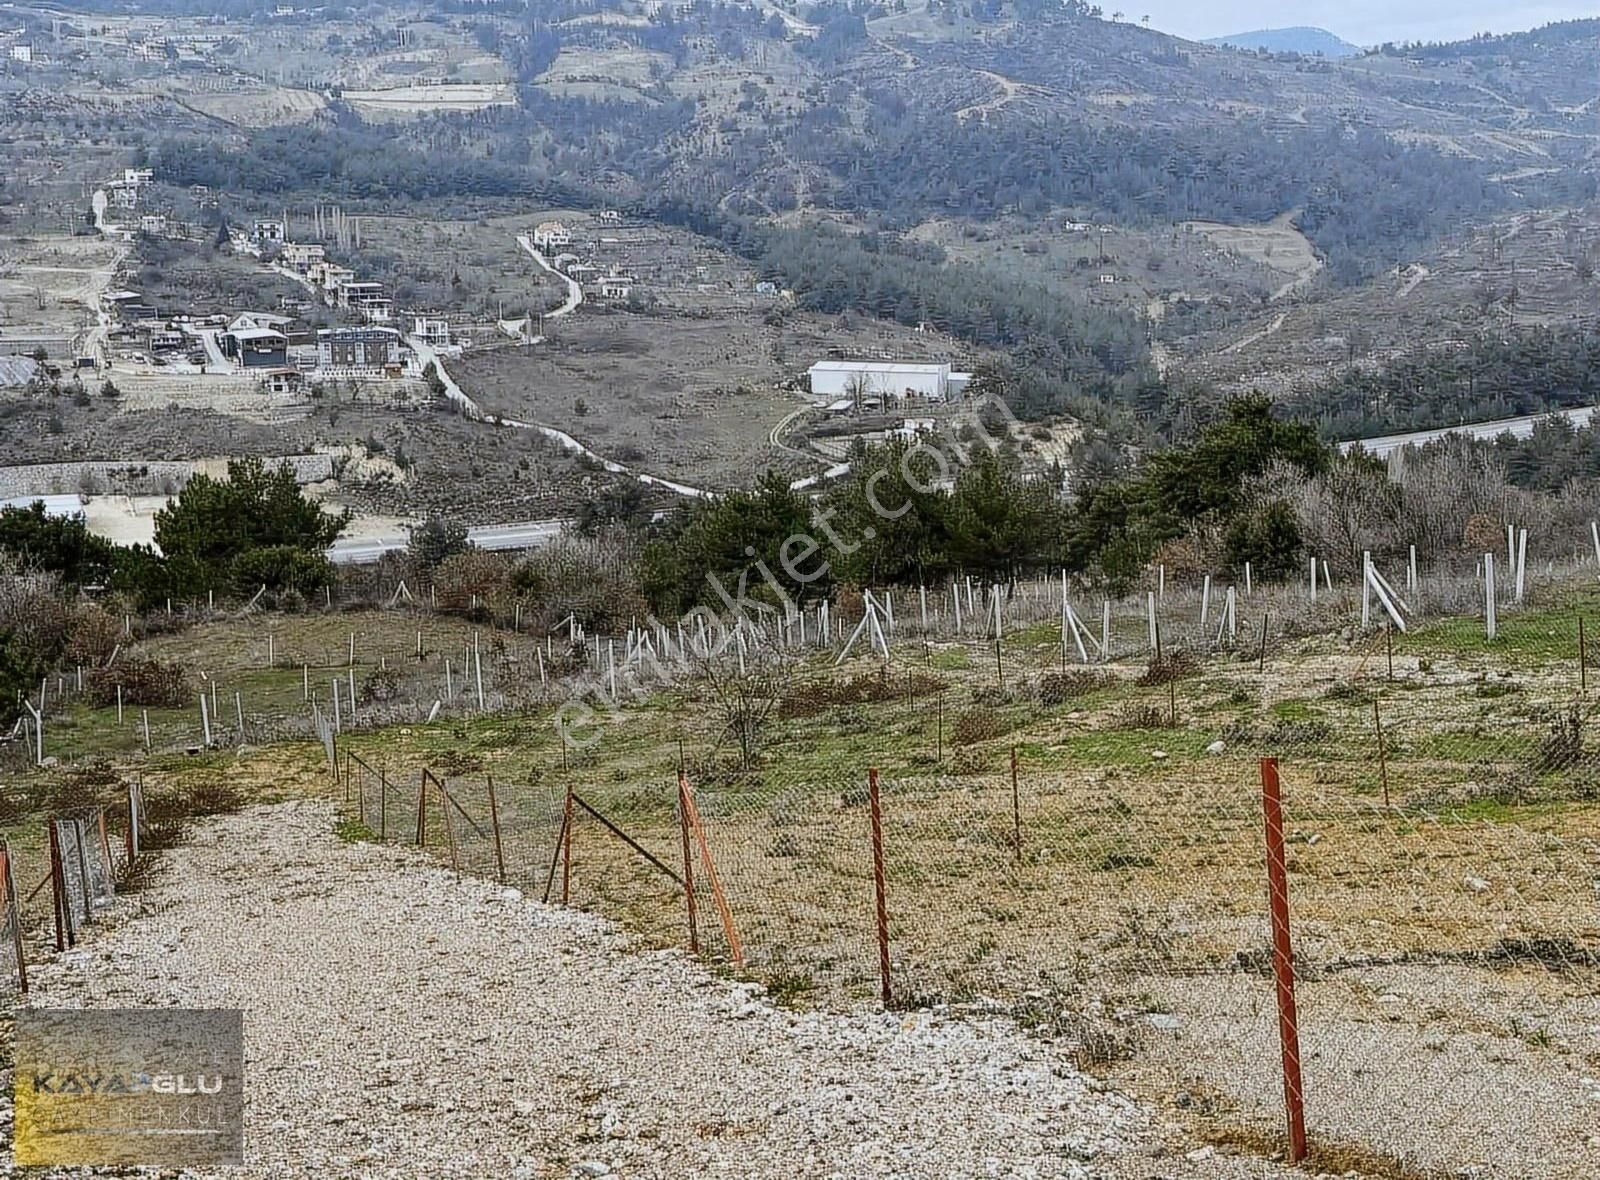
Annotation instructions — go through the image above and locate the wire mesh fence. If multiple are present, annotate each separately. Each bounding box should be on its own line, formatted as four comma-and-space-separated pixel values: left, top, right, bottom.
49, 809, 116, 948
0, 846, 26, 995
326, 590, 1600, 1177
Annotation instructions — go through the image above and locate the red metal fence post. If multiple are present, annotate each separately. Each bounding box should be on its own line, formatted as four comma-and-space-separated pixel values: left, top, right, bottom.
867, 767, 893, 1007
1260, 757, 1308, 1164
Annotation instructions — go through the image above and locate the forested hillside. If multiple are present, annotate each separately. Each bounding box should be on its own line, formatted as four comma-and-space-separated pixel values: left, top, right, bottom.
104, 0, 1598, 445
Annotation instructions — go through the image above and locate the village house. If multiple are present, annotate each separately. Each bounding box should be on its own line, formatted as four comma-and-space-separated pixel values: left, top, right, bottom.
280, 242, 326, 272
138, 214, 168, 236
317, 327, 402, 372
261, 368, 305, 396
412, 316, 450, 347
251, 219, 286, 247
221, 326, 289, 368
336, 280, 383, 310
532, 221, 572, 250
108, 183, 139, 211
354, 296, 393, 324
122, 168, 154, 186
312, 263, 355, 291
598, 210, 622, 226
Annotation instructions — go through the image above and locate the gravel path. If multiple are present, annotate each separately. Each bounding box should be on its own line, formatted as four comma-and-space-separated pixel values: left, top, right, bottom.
3, 802, 1301, 1179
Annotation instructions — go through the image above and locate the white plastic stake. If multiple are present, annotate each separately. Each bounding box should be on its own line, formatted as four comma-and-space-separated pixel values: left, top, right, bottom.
1484, 553, 1497, 640
1361, 551, 1372, 629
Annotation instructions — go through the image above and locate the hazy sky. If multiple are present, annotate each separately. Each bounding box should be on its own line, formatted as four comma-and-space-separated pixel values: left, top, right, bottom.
1140, 1, 1597, 46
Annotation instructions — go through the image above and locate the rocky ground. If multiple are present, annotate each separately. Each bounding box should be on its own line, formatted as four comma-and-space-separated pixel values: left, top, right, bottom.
0, 800, 1318, 1179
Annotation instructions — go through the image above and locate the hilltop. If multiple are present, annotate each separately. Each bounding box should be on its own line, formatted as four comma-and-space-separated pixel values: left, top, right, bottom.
1205, 26, 1362, 56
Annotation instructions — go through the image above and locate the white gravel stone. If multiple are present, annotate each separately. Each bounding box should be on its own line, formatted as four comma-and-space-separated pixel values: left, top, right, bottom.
0, 801, 1304, 1179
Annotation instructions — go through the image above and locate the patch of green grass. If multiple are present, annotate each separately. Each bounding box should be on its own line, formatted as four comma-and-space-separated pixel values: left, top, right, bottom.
1270, 698, 1324, 722
334, 818, 378, 843
929, 647, 969, 671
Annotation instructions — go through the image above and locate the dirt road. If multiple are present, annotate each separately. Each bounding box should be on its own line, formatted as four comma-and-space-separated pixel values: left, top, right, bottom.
4, 801, 1297, 1179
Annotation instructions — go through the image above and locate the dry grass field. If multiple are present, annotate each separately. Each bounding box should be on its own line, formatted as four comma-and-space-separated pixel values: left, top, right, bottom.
456, 305, 974, 489
8, 576, 1600, 1176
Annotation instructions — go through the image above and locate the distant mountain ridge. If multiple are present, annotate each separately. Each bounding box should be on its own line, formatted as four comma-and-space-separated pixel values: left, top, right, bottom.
1205, 26, 1362, 56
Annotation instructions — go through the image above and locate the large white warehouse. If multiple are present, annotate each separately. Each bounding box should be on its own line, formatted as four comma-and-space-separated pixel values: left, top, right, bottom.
807, 360, 971, 403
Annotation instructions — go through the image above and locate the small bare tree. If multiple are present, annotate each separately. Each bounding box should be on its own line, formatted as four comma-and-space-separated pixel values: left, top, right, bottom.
697, 643, 790, 771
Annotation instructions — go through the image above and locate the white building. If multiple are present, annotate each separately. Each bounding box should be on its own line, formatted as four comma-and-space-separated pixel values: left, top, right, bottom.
10, 45, 32, 64
138, 214, 168, 236
123, 168, 154, 186
316, 264, 356, 292
412, 316, 450, 347
532, 221, 571, 250
807, 360, 972, 403
251, 219, 285, 246
280, 242, 325, 272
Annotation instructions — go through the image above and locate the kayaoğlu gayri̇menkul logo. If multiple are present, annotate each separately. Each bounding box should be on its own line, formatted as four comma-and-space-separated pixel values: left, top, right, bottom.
13, 1008, 243, 1165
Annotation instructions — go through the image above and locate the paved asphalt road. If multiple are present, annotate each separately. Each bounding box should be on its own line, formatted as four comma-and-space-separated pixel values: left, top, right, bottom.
1341, 404, 1600, 459
329, 519, 565, 565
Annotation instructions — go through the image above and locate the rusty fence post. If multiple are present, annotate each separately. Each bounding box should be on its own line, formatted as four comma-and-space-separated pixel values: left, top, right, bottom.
561, 785, 574, 905
1, 851, 26, 994
1260, 757, 1308, 1164
47, 820, 65, 953
1373, 700, 1391, 808
415, 771, 428, 848
1009, 746, 1022, 863
679, 780, 742, 969
541, 797, 571, 906
486, 773, 507, 885
867, 767, 892, 1007
677, 772, 699, 954
1581, 615, 1588, 695
124, 784, 136, 872
434, 773, 460, 878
